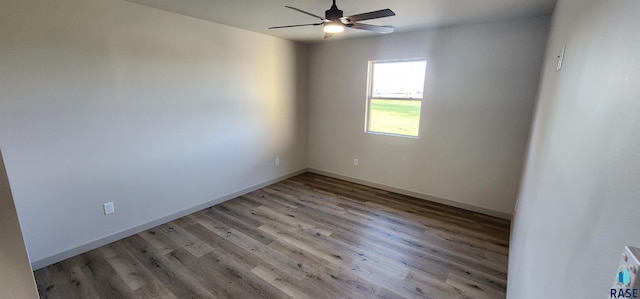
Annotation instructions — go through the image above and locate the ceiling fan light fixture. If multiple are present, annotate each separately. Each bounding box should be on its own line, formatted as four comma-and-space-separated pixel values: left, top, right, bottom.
269, 1, 396, 38
323, 22, 344, 33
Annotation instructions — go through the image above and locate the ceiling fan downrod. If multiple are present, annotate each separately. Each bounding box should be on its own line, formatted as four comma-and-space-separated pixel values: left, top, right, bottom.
326, 0, 343, 21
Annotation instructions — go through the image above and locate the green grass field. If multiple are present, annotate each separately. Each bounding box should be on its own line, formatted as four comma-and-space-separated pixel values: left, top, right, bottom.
368, 99, 421, 136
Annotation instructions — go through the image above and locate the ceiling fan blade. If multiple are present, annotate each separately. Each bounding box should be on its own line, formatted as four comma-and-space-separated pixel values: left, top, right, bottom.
285, 6, 325, 21
324, 32, 334, 39
269, 23, 323, 29
341, 8, 395, 23
349, 23, 394, 34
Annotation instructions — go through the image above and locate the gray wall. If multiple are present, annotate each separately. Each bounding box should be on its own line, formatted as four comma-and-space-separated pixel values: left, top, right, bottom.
307, 17, 550, 216
0, 0, 308, 268
508, 0, 640, 297
0, 149, 38, 299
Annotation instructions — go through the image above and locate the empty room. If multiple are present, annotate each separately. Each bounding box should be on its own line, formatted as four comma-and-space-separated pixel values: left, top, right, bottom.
1, 0, 639, 298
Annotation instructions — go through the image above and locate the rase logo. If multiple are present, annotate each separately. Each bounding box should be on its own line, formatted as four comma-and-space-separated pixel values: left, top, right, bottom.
611, 269, 639, 298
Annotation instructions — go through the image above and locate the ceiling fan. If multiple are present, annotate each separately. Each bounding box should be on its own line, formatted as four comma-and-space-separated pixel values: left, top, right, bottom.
269, 0, 396, 39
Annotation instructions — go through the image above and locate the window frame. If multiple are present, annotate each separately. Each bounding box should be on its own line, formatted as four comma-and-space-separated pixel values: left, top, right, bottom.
365, 58, 427, 138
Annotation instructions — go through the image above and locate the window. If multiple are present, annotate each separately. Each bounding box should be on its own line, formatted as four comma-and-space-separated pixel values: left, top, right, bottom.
366, 59, 427, 137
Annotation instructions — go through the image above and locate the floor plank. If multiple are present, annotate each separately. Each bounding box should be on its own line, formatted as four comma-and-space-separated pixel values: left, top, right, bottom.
34, 172, 510, 298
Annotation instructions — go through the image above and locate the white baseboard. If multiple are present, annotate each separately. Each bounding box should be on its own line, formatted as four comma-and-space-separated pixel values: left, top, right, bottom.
31, 167, 510, 269
307, 168, 512, 220
30, 169, 307, 270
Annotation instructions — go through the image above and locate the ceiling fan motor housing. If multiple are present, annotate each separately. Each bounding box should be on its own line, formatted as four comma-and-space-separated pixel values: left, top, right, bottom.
325, 4, 343, 21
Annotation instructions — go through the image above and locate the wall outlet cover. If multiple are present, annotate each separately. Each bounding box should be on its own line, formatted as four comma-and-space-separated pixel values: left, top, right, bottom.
103, 202, 115, 215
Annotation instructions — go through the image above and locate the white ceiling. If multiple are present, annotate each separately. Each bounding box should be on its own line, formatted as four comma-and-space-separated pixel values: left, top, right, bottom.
126, 0, 556, 43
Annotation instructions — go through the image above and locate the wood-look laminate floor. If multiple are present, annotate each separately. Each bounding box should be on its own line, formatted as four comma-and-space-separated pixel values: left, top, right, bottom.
34, 173, 511, 299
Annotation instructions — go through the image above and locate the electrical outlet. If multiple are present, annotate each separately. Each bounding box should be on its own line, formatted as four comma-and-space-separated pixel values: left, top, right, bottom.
613, 246, 640, 290
275, 157, 280, 166
103, 202, 115, 215
354, 158, 359, 166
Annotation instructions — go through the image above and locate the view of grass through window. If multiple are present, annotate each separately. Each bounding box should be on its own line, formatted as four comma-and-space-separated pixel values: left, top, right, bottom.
367, 59, 426, 137
369, 99, 421, 136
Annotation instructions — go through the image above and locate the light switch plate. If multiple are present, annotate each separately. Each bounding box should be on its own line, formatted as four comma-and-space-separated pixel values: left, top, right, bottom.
556, 46, 566, 72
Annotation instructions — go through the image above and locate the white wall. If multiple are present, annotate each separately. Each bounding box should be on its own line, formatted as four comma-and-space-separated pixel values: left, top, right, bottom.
307, 17, 550, 217
508, 0, 640, 298
0, 0, 308, 268
0, 149, 38, 299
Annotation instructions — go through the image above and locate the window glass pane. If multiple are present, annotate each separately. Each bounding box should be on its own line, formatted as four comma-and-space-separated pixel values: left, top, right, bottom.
367, 59, 426, 137
371, 61, 426, 99
369, 99, 421, 136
